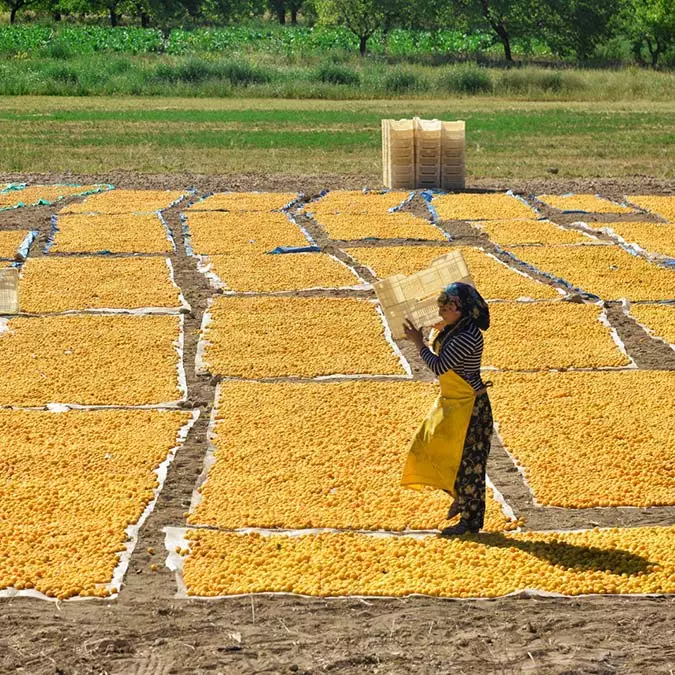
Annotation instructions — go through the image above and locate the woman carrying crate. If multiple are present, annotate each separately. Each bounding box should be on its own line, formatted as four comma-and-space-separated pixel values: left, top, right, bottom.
402, 282, 492, 535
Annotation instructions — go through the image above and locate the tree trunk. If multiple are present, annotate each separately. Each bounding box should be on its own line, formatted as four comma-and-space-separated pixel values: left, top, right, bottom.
359, 34, 368, 56
651, 49, 660, 68
290, 7, 297, 24
646, 37, 660, 67
9, 3, 20, 23
53, 11, 62, 21
140, 11, 150, 27
480, 0, 512, 63
276, 5, 286, 24
110, 8, 118, 27
495, 23, 512, 62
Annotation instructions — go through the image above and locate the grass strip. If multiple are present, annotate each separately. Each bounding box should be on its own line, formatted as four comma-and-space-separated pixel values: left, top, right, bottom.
0, 98, 672, 178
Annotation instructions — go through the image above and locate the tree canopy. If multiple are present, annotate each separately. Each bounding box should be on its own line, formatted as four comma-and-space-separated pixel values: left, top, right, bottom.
1, 0, 673, 65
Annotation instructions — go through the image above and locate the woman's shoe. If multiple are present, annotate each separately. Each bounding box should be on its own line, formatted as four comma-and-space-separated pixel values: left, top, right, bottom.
446, 501, 461, 520
440, 522, 479, 536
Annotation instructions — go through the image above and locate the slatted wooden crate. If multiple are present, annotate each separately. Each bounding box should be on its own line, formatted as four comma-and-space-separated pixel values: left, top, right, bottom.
0, 268, 19, 314
382, 118, 465, 190
373, 249, 473, 339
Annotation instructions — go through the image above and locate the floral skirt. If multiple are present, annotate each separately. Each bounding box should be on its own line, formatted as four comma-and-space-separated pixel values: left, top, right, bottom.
453, 393, 494, 531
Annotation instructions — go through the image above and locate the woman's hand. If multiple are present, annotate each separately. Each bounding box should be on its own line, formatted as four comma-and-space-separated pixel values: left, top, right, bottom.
403, 319, 425, 349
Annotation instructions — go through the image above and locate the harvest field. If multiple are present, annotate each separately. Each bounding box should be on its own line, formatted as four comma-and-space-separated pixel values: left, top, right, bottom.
0, 178, 674, 672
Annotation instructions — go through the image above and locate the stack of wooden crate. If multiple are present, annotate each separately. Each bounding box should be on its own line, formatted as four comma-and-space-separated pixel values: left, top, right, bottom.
0, 268, 19, 314
381, 119, 415, 190
382, 117, 465, 190
440, 121, 466, 191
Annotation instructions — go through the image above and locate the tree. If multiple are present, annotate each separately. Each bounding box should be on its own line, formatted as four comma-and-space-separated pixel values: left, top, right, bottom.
543, 0, 620, 61
133, 0, 202, 34
404, 0, 462, 32
619, 0, 674, 66
316, 0, 384, 56
84, 0, 125, 26
287, 0, 302, 24
268, 0, 285, 23
476, 0, 514, 61
106, 0, 122, 25
33, 0, 64, 20
202, 0, 265, 23
130, 0, 151, 26
0, 0, 38, 23
455, 0, 544, 62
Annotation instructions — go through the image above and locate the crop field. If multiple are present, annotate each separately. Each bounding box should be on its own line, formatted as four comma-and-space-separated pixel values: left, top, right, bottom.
0, 181, 673, 672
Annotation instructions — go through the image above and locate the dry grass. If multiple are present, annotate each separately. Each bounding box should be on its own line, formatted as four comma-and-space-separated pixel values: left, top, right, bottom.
0, 97, 672, 179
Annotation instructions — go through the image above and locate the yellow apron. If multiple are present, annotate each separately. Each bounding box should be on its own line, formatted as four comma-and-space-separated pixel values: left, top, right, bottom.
401, 349, 476, 496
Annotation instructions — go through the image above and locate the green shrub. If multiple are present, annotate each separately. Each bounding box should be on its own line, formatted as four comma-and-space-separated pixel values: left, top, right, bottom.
153, 62, 179, 83
315, 62, 361, 85
215, 60, 272, 86
536, 71, 564, 92
440, 64, 493, 94
46, 63, 79, 85
153, 59, 215, 84
44, 40, 75, 60
384, 69, 427, 94
106, 57, 133, 76
559, 72, 585, 92
326, 51, 356, 65
176, 59, 213, 83
497, 68, 586, 95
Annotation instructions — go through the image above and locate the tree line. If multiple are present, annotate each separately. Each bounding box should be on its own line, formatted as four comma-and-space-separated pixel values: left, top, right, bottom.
1, 0, 673, 66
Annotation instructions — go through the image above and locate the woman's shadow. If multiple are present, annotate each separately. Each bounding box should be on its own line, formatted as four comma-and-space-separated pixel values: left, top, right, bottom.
458, 532, 653, 576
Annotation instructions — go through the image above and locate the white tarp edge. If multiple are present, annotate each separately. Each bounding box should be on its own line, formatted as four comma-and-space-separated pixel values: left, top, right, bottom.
597, 304, 637, 368
485, 474, 518, 524
195, 252, 370, 294
194, 297, 213, 376
194, 297, 412, 380
621, 299, 675, 351
0, 314, 188, 410
188, 381, 221, 514
166, 257, 191, 313
482, 249, 568, 298
493, 422, 539, 505
162, 523, 670, 601
0, 409, 199, 603
576, 221, 674, 262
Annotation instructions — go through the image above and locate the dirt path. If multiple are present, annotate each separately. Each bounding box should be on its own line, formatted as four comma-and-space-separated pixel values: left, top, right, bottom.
2, 595, 674, 674
0, 174, 673, 674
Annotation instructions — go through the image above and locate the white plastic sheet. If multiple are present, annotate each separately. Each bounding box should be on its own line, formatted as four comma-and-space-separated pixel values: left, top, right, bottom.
0, 409, 199, 602
194, 297, 413, 380
576, 221, 675, 264
301, 189, 415, 216
162, 522, 669, 601
181, 210, 313, 258
45, 211, 177, 255
0, 313, 188, 410
195, 252, 369, 294
187, 191, 303, 213
16, 258, 191, 316
621, 299, 675, 351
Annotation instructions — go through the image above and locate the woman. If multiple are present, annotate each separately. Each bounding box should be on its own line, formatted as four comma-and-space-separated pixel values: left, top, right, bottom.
401, 281, 493, 535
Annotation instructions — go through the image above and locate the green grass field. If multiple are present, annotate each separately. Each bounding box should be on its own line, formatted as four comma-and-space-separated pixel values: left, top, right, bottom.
1, 97, 673, 179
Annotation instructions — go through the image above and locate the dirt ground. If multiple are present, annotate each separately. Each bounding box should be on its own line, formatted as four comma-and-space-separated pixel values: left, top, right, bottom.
0, 172, 673, 675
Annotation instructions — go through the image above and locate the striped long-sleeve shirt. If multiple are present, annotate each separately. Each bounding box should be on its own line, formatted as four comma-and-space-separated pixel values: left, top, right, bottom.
420, 321, 486, 392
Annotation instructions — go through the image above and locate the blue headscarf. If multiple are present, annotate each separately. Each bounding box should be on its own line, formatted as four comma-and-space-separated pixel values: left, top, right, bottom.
439, 282, 490, 331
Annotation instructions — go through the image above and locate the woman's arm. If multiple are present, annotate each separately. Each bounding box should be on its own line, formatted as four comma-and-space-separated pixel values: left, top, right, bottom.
420, 330, 480, 376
